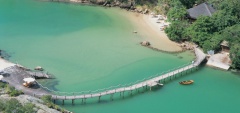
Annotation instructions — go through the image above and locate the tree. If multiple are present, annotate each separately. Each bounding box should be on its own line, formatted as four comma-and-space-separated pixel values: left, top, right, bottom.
214, 24, 240, 69
4, 99, 23, 113
165, 20, 189, 42
178, 0, 204, 8
211, 10, 239, 32
186, 16, 214, 46
167, 0, 187, 21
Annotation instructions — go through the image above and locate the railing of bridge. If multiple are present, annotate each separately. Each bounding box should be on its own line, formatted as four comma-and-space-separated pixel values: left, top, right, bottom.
3, 48, 206, 99
34, 62, 193, 96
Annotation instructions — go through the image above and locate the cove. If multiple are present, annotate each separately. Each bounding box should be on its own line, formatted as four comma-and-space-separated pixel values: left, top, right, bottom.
1, 0, 240, 113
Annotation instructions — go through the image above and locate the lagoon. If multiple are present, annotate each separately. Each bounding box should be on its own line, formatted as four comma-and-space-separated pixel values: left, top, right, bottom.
0, 0, 240, 113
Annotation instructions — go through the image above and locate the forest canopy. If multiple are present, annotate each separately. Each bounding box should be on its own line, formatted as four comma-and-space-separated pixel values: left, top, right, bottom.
161, 0, 240, 69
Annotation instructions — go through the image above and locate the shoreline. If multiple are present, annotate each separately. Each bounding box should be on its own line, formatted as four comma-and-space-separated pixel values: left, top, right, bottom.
0, 57, 15, 72
45, 0, 183, 52
128, 12, 182, 52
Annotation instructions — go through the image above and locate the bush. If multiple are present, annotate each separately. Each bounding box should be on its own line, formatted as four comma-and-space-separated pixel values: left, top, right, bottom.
0, 82, 7, 88
41, 95, 52, 104
22, 103, 35, 113
0, 98, 35, 113
5, 85, 23, 97
9, 89, 23, 97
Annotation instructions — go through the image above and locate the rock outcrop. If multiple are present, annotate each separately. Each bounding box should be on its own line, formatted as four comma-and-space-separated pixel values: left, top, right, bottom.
0, 94, 61, 113
140, 41, 151, 46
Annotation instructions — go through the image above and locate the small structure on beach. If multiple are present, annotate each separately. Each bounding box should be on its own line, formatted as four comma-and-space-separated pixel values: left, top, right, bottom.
220, 40, 230, 52
187, 2, 216, 20
23, 77, 36, 88
207, 41, 231, 70
140, 41, 151, 46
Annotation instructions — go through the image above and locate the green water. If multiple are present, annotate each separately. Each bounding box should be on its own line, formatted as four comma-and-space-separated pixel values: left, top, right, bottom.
1, 0, 240, 113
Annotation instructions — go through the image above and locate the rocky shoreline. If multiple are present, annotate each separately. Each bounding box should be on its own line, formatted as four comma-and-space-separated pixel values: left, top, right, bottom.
0, 87, 72, 113
45, 0, 149, 14
0, 94, 61, 113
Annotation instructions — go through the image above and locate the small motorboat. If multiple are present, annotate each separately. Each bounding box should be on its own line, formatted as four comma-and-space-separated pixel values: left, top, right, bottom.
179, 80, 194, 85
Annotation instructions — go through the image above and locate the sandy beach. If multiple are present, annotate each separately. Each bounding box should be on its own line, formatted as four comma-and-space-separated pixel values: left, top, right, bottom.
120, 10, 182, 52
0, 57, 15, 72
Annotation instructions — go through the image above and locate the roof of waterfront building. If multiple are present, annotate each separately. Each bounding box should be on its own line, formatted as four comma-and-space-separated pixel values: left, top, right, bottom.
187, 2, 216, 19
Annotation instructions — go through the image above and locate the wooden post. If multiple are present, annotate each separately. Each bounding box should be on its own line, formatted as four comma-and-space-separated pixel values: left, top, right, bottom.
123, 91, 125, 98
82, 98, 83, 103
98, 96, 101, 102
111, 94, 114, 101
62, 100, 64, 105
72, 99, 74, 105
53, 99, 56, 104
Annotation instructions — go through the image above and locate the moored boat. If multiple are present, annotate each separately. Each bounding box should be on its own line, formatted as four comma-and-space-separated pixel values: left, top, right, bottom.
179, 80, 194, 85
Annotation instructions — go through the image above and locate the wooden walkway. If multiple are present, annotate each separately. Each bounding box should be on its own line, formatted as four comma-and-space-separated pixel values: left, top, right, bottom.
44, 48, 206, 103
2, 48, 206, 104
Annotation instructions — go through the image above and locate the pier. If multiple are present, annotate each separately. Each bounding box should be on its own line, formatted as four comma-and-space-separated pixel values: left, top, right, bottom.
2, 48, 206, 104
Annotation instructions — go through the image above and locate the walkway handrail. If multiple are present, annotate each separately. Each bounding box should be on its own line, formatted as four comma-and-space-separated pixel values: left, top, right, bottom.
6, 48, 206, 99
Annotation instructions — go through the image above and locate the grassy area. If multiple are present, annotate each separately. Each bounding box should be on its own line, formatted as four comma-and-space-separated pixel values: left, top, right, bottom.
4, 84, 23, 97
0, 98, 35, 113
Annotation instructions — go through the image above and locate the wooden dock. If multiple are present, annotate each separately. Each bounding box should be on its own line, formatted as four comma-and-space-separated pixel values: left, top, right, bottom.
2, 48, 206, 105
37, 48, 206, 104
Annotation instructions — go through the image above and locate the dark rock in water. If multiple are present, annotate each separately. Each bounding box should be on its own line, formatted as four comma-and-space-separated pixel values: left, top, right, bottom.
178, 56, 183, 59
0, 50, 11, 60
140, 41, 150, 46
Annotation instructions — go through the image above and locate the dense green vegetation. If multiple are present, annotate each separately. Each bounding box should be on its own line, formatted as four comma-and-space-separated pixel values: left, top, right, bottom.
162, 0, 240, 69
1, 82, 23, 96
5, 84, 23, 97
0, 98, 35, 113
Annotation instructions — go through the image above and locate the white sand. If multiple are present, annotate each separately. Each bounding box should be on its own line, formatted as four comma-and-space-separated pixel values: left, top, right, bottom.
0, 57, 15, 72
123, 11, 182, 52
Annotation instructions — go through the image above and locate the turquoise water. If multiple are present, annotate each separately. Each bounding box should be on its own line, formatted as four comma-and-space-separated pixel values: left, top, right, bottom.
1, 0, 240, 113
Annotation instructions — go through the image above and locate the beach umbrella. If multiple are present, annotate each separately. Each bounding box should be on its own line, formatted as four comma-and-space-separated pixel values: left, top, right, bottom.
23, 78, 35, 83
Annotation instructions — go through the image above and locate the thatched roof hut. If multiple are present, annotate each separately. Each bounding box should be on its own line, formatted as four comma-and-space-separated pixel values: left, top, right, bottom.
220, 40, 229, 52
187, 2, 216, 19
